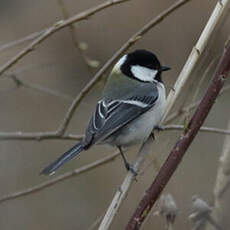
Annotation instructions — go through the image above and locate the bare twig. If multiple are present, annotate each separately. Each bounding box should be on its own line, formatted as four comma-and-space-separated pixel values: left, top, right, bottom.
88, 213, 105, 230
0, 151, 120, 204
164, 84, 230, 124
0, 31, 45, 53
177, 56, 219, 125
56, 0, 97, 71
0, 0, 132, 77
126, 39, 230, 230
0, 131, 84, 141
162, 125, 230, 136
1, 124, 229, 142
8, 74, 73, 100
162, 0, 228, 121
191, 57, 219, 103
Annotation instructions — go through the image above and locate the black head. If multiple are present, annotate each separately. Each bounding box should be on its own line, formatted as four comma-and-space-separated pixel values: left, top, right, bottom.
119, 49, 170, 83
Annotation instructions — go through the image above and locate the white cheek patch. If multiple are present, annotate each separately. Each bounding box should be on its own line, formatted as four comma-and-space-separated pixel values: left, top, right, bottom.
131, 65, 158, 82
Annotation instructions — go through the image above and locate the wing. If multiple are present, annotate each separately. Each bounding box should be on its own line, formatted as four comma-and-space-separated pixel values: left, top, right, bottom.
83, 93, 158, 147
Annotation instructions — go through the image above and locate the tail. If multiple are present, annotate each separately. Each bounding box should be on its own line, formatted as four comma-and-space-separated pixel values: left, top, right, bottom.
40, 142, 84, 175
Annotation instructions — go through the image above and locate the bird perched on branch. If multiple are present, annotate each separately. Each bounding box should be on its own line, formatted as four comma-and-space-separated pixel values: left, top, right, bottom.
41, 49, 170, 175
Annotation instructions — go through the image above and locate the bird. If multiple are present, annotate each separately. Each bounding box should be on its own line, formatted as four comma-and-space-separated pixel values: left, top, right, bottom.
41, 49, 170, 175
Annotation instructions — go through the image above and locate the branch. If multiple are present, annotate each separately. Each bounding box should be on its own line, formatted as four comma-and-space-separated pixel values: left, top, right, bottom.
8, 74, 73, 100
126, 39, 230, 229
0, 151, 120, 204
1, 124, 229, 142
164, 84, 230, 124
0, 0, 132, 77
162, 125, 230, 136
0, 131, 83, 141
56, 0, 98, 71
162, 0, 228, 121
0, 31, 45, 53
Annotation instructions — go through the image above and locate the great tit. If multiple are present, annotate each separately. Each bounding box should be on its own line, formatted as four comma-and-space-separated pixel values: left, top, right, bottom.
41, 49, 170, 175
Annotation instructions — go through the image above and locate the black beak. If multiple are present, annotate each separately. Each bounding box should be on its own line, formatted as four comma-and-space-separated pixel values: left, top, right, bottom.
160, 66, 171, 72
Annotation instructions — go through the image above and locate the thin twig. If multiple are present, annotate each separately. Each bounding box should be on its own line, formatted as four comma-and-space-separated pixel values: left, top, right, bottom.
162, 0, 228, 121
0, 151, 120, 204
3, 0, 228, 144
191, 56, 219, 103
162, 125, 230, 136
177, 56, 219, 125
1, 124, 229, 141
0, 131, 84, 141
0, 30, 45, 53
8, 74, 73, 100
0, 0, 132, 77
56, 0, 96, 71
126, 39, 230, 230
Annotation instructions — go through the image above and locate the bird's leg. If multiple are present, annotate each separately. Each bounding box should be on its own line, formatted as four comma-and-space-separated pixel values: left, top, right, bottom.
150, 132, 155, 140
118, 146, 132, 171
117, 146, 137, 176
151, 125, 164, 140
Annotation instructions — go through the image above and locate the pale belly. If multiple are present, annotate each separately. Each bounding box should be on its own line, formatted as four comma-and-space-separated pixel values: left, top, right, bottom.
103, 87, 166, 147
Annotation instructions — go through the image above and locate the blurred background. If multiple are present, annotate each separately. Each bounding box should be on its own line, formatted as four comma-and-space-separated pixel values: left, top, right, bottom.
0, 0, 230, 229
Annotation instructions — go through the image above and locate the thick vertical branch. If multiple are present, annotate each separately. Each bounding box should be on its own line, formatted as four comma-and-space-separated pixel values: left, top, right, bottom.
126, 41, 230, 230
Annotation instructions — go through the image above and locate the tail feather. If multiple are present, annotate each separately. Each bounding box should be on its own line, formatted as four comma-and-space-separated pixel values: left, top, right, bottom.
41, 143, 84, 175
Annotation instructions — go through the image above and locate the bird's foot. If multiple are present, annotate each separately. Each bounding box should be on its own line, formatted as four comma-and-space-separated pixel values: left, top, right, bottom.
125, 162, 138, 178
